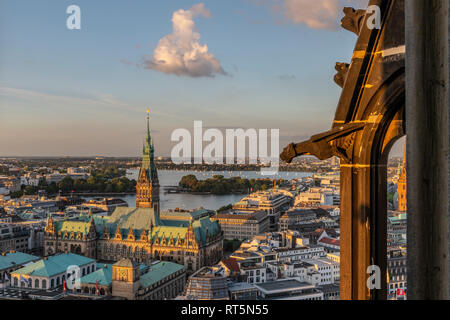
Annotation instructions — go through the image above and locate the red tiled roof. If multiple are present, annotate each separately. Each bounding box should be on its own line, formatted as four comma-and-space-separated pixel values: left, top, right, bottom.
318, 237, 340, 246
313, 228, 325, 234
221, 258, 240, 273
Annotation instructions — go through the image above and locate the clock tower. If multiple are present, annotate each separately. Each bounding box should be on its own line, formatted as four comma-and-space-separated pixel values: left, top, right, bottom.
136, 110, 160, 215
112, 258, 140, 300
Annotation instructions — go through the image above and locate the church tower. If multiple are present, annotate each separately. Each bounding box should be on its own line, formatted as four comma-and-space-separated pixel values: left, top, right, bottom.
397, 141, 407, 212
136, 110, 160, 214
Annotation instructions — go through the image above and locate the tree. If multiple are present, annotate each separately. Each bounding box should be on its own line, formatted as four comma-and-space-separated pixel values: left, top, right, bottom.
74, 179, 87, 192
24, 185, 37, 195
179, 175, 198, 189
58, 176, 74, 193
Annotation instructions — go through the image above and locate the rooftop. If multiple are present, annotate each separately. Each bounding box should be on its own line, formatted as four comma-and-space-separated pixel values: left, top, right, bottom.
80, 264, 113, 286
220, 258, 240, 273
139, 261, 185, 288
318, 237, 340, 246
254, 279, 314, 293
12, 253, 95, 278
0, 252, 39, 271
228, 282, 256, 293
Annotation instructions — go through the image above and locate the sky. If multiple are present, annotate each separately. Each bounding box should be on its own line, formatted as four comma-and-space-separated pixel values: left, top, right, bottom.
1, 0, 404, 158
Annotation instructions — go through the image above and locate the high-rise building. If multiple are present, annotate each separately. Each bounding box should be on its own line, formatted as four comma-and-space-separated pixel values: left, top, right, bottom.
397, 143, 407, 212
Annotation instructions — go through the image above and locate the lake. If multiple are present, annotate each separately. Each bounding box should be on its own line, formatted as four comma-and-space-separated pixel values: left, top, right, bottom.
88, 170, 312, 211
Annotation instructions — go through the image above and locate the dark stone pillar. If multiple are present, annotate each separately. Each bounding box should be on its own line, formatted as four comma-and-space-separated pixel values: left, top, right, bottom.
406, 0, 449, 300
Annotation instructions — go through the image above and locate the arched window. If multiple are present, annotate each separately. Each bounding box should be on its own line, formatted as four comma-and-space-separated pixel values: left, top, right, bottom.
50, 279, 54, 288
42, 280, 47, 289
35, 279, 40, 289
100, 288, 105, 295
13, 277, 18, 287
56, 277, 60, 286
86, 266, 90, 273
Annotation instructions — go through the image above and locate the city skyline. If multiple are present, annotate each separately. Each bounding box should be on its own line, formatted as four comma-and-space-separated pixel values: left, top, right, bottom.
1, 0, 408, 158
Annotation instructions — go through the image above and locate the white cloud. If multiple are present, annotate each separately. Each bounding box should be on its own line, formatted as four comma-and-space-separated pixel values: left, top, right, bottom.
271, 0, 369, 30
144, 3, 227, 78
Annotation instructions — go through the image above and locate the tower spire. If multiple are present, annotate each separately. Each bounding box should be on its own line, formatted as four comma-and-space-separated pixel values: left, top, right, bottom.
146, 109, 151, 146
136, 109, 160, 215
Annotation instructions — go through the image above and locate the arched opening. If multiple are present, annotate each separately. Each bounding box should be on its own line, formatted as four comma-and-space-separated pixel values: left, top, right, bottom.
386, 137, 407, 300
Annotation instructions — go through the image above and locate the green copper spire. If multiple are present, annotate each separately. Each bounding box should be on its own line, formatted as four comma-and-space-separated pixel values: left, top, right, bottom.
146, 109, 151, 146
141, 110, 157, 182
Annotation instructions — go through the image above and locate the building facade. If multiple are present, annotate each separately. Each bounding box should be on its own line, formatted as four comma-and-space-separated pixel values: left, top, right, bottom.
212, 211, 269, 241
233, 191, 292, 231
0, 223, 30, 253
183, 266, 229, 300
397, 144, 407, 212
10, 253, 96, 290
110, 258, 186, 300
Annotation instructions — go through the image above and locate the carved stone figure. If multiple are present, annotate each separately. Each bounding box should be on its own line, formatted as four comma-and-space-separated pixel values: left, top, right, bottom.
341, 7, 366, 35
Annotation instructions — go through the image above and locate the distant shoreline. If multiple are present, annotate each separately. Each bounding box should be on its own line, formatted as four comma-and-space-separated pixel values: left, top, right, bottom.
60, 192, 136, 198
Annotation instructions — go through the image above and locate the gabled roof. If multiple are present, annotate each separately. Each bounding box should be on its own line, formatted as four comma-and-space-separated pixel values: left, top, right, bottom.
318, 237, 340, 246
108, 207, 161, 229
221, 258, 240, 273
55, 206, 221, 247
192, 216, 220, 245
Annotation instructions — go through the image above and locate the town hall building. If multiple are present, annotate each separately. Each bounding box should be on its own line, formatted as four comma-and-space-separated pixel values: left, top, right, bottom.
43, 112, 223, 273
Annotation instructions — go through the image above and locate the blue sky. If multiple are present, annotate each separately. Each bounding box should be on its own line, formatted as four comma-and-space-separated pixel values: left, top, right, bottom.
0, 0, 406, 158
